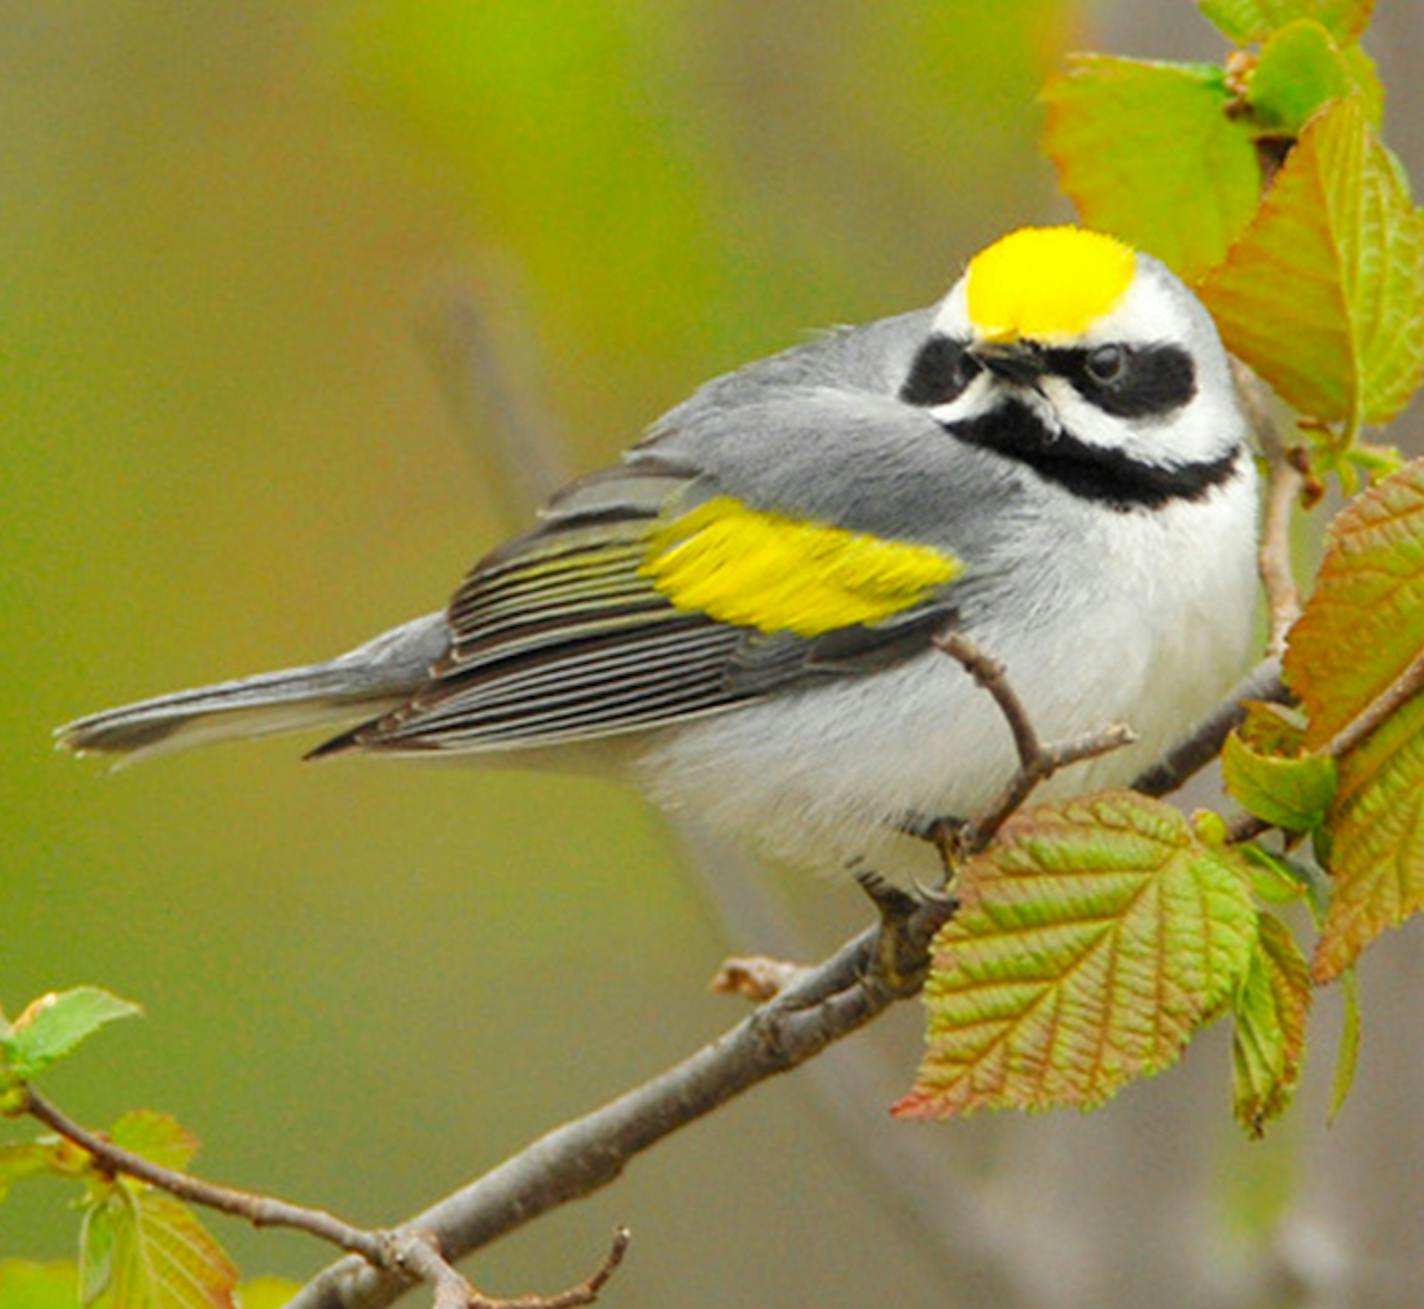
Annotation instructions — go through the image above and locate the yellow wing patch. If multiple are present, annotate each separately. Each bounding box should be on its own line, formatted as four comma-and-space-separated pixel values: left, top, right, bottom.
967, 226, 1135, 343
641, 496, 964, 637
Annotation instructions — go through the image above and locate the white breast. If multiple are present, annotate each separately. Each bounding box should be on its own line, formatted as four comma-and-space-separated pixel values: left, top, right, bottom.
636, 466, 1259, 879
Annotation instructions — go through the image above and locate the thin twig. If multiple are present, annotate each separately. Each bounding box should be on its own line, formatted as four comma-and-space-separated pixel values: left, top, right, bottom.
1219, 649, 1424, 845
932, 632, 1040, 770
1322, 647, 1424, 761
20, 1087, 390, 1265
287, 633, 1149, 1309
1132, 655, 1290, 798
1232, 358, 1303, 656
465, 1230, 629, 1309
17, 1087, 631, 1309
427, 278, 1034, 1305
932, 631, 1137, 851
1260, 454, 1305, 656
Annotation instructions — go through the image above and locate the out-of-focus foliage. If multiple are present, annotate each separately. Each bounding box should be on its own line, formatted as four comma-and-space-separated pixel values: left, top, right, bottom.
1, 4, 1079, 1303
1, 989, 141, 1086
1198, 0, 1375, 45
1043, 57, 1260, 278
1247, 18, 1382, 132
1044, 0, 1424, 465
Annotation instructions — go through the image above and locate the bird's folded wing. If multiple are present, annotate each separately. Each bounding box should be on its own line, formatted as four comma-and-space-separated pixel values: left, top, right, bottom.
320, 461, 964, 754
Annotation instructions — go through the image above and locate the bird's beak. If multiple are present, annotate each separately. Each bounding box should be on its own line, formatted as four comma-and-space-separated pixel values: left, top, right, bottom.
970, 340, 1047, 387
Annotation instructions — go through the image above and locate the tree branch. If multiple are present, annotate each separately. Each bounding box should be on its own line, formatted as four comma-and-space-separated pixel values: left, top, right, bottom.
294, 299, 1319, 1309
1131, 655, 1290, 798
16, 1086, 630, 1309
288, 634, 1139, 1309
424, 280, 1038, 1304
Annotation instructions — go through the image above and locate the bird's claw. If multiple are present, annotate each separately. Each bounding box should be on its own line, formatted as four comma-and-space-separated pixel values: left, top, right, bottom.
853, 869, 958, 998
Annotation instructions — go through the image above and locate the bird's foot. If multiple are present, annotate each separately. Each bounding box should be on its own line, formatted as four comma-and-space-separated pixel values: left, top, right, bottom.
853, 869, 958, 999
898, 811, 969, 878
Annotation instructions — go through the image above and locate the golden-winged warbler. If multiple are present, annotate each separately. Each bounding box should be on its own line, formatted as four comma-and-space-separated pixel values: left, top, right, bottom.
59, 226, 1258, 875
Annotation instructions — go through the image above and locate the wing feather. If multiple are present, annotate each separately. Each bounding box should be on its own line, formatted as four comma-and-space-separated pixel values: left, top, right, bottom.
325, 464, 963, 756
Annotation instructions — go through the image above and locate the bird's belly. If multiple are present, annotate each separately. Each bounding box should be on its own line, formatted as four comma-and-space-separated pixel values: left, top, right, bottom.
637, 490, 1257, 876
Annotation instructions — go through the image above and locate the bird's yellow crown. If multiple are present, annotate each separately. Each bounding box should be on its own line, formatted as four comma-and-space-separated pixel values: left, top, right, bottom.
966, 226, 1135, 344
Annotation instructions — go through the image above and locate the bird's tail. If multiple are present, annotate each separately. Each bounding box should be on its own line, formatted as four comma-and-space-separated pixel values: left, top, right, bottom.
55, 613, 449, 765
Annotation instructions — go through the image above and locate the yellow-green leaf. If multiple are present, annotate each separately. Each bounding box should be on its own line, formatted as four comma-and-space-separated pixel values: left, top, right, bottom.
1043, 56, 1261, 280
0, 1141, 64, 1203
1198, 0, 1375, 44
1313, 693, 1424, 981
237, 1280, 303, 1309
1221, 731, 1337, 830
1231, 912, 1312, 1137
1237, 843, 1329, 914
83, 1187, 238, 1309
1248, 20, 1382, 134
895, 793, 1258, 1119
1197, 97, 1424, 434
1, 989, 142, 1083
1237, 699, 1310, 755
110, 1112, 200, 1173
1330, 968, 1362, 1119
1285, 460, 1424, 745
1285, 462, 1424, 979
0, 1261, 79, 1309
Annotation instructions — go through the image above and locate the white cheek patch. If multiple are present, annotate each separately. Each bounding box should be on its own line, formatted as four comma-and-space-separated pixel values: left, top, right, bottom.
927, 370, 996, 424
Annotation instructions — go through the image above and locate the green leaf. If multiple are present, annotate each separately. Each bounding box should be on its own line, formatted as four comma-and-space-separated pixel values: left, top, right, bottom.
80, 1194, 119, 1307
82, 1186, 239, 1309
1313, 693, 1424, 981
109, 1111, 200, 1173
1236, 842, 1327, 911
1221, 731, 1338, 830
1043, 56, 1261, 280
0, 988, 141, 1082
1231, 912, 1312, 1137
1238, 700, 1311, 755
1197, 97, 1424, 436
1285, 460, 1424, 745
895, 793, 1259, 1119
1285, 462, 1424, 980
1339, 43, 1385, 126
0, 1262, 79, 1309
0, 1141, 64, 1202
1330, 968, 1362, 1119
1198, 0, 1375, 44
1247, 20, 1381, 134
237, 1280, 303, 1309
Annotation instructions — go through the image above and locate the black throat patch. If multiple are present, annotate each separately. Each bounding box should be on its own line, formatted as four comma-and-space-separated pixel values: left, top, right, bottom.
946, 401, 1242, 512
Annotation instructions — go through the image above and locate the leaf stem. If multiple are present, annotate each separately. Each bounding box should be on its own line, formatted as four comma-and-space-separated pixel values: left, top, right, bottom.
1322, 647, 1424, 760
932, 631, 1136, 851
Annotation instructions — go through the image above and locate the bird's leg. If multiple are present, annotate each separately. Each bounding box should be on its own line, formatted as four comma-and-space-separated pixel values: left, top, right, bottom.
897, 811, 968, 883
852, 868, 957, 998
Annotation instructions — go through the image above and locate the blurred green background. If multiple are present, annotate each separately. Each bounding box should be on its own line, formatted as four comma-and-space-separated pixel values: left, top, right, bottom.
5, 4, 1424, 1307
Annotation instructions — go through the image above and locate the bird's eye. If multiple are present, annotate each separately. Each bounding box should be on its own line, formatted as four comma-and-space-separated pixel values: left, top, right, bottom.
1085, 344, 1127, 384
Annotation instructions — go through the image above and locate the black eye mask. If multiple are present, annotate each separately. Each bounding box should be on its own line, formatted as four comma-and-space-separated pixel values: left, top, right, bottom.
898, 334, 980, 407
1041, 343, 1197, 419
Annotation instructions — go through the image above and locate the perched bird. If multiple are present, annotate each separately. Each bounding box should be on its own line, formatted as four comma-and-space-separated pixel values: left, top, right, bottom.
58, 226, 1258, 878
